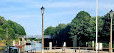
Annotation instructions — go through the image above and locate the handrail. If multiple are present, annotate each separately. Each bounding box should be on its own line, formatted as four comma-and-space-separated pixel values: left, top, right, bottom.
44, 47, 114, 49
1, 46, 114, 53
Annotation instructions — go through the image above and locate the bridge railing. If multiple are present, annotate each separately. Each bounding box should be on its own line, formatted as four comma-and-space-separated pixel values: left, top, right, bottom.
43, 47, 114, 53
1, 46, 114, 53
24, 47, 114, 53
23, 47, 114, 53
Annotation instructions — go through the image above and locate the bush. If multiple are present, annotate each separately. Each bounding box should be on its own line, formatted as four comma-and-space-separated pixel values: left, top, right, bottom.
103, 43, 109, 48
88, 41, 92, 47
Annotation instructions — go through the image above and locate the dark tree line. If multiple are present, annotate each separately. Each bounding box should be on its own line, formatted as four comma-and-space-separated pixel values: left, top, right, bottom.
44, 11, 114, 47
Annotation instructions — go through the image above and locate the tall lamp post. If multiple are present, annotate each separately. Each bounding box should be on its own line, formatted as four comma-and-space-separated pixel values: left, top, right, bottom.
109, 10, 114, 53
41, 6, 45, 53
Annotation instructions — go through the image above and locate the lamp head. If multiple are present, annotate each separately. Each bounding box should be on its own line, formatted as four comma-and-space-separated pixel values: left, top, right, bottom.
109, 9, 114, 18
41, 6, 45, 14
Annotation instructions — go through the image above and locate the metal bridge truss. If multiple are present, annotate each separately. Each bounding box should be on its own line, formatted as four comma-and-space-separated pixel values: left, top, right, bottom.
19, 35, 51, 39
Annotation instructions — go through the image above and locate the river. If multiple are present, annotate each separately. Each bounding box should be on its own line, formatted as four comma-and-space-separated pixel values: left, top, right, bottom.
20, 42, 42, 52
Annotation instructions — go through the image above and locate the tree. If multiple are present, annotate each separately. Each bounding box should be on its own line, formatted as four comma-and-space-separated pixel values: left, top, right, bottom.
7, 20, 26, 35
44, 26, 56, 36
72, 11, 91, 23
0, 16, 26, 40
44, 11, 114, 47
55, 23, 66, 38
100, 13, 114, 42
0, 16, 6, 25
69, 11, 92, 46
0, 28, 6, 39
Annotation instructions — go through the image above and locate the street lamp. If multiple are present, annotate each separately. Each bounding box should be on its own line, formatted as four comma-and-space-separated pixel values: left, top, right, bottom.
109, 10, 114, 53
41, 6, 45, 53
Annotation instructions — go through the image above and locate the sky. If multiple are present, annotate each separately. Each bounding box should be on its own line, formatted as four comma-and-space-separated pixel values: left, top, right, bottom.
0, 0, 114, 35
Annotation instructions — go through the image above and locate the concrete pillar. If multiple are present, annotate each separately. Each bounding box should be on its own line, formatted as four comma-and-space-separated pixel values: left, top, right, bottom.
98, 43, 102, 50
92, 41, 94, 50
86, 42, 88, 47
63, 42, 66, 52
13, 40, 15, 46
92, 41, 94, 47
63, 42, 66, 47
49, 42, 52, 50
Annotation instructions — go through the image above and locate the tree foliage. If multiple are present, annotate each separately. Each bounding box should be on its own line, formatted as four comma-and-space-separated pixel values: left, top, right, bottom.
0, 16, 26, 40
44, 26, 56, 36
44, 11, 114, 47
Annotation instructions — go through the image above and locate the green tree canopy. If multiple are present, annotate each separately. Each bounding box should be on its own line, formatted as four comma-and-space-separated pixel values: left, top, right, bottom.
44, 11, 114, 47
44, 26, 56, 36
0, 16, 26, 40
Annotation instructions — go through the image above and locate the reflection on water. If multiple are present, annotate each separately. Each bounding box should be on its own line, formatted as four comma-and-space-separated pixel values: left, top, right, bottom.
20, 42, 42, 52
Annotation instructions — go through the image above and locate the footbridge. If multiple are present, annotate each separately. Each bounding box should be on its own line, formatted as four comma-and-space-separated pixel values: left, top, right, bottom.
19, 35, 52, 39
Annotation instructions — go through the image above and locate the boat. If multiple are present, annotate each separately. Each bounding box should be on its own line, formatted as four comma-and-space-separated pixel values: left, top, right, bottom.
26, 40, 31, 45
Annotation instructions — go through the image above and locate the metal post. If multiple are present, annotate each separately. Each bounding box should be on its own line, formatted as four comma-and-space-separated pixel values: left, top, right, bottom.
96, 0, 98, 53
41, 6, 44, 53
42, 13, 44, 53
101, 49, 102, 53
109, 9, 113, 53
110, 16, 112, 53
79, 47, 80, 53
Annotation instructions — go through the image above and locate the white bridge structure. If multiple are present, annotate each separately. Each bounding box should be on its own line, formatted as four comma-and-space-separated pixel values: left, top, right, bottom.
19, 35, 52, 39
